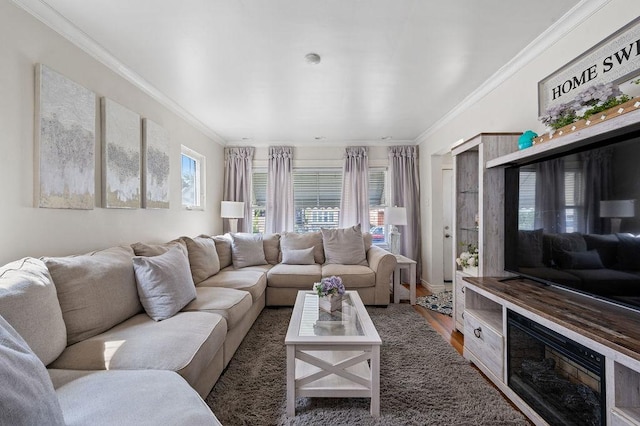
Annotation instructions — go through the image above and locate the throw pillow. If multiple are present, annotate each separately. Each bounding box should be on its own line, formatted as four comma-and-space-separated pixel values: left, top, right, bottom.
133, 245, 196, 321
282, 247, 315, 265
321, 224, 368, 266
230, 233, 268, 269
556, 249, 604, 270
0, 315, 65, 426
182, 236, 221, 284
517, 229, 544, 268
616, 233, 640, 271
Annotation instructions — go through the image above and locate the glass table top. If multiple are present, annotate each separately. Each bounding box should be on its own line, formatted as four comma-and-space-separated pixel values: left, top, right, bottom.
297, 292, 365, 337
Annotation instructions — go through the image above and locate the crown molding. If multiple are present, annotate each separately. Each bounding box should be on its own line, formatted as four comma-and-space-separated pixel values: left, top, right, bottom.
228, 138, 417, 148
12, 0, 227, 146
414, 0, 611, 145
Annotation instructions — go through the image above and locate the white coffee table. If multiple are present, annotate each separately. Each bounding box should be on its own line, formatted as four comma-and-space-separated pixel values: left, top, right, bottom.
285, 290, 381, 417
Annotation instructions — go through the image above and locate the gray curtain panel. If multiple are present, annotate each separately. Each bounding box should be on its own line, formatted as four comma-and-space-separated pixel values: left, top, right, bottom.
223, 147, 254, 233
581, 148, 612, 234
339, 146, 370, 230
388, 146, 422, 280
534, 158, 565, 233
266, 146, 294, 233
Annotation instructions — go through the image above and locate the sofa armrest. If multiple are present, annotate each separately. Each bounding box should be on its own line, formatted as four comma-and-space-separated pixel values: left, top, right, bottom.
366, 246, 397, 305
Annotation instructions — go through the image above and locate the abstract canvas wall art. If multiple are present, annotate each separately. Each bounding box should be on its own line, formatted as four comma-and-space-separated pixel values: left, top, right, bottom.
35, 64, 96, 209
142, 119, 170, 209
101, 98, 141, 208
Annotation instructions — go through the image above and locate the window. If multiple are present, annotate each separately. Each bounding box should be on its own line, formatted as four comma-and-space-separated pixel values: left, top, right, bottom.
368, 169, 388, 243
564, 166, 584, 233
252, 170, 267, 233
518, 170, 536, 230
181, 146, 205, 209
293, 170, 342, 233
518, 166, 584, 232
250, 167, 389, 236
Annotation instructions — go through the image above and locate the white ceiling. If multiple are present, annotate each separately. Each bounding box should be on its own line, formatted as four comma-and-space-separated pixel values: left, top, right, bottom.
22, 0, 584, 145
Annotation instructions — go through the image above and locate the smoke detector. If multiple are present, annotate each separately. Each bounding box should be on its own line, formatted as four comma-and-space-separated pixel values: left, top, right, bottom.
304, 53, 321, 65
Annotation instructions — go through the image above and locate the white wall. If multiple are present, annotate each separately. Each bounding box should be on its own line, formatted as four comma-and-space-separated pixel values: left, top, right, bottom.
0, 1, 224, 264
418, 0, 640, 287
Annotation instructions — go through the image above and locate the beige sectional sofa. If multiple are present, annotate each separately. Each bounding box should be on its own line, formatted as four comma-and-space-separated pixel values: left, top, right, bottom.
0, 227, 396, 425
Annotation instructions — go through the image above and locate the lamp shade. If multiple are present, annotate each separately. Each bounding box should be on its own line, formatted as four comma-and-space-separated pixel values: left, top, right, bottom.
384, 207, 407, 226
221, 201, 245, 218
600, 200, 635, 218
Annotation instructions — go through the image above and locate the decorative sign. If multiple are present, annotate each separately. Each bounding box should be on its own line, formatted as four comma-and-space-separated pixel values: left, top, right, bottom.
539, 17, 640, 116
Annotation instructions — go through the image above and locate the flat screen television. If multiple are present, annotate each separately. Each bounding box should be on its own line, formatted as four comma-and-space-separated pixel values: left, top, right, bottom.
504, 132, 640, 311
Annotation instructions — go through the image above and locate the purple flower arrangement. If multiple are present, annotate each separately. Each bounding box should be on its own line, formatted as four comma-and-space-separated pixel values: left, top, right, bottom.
539, 82, 629, 130
313, 275, 345, 298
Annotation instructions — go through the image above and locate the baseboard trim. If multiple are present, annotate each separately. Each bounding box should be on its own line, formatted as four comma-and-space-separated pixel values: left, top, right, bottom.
421, 279, 451, 294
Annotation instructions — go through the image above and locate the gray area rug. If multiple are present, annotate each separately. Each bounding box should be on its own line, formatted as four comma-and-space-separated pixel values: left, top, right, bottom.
416, 291, 453, 317
206, 304, 529, 425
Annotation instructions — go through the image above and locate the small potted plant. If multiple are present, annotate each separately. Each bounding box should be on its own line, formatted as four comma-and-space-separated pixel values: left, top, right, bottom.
313, 276, 346, 312
456, 243, 479, 276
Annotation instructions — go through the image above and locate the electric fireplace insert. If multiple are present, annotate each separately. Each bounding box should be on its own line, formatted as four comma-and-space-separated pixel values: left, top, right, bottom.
507, 310, 605, 425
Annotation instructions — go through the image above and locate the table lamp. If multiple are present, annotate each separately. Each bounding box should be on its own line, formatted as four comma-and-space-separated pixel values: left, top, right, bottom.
221, 201, 245, 234
384, 206, 407, 255
600, 199, 635, 234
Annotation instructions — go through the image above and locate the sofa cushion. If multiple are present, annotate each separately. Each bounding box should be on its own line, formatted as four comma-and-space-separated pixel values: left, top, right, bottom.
50, 369, 221, 426
130, 239, 185, 257
584, 234, 619, 268
616, 233, 640, 271
263, 233, 281, 265
282, 247, 315, 265
0, 258, 66, 365
49, 311, 226, 389
280, 231, 325, 264
230, 233, 268, 268
555, 249, 604, 270
548, 233, 587, 267
322, 264, 375, 288
198, 266, 267, 302
321, 224, 368, 266
43, 246, 142, 345
182, 236, 221, 283
0, 315, 65, 426
213, 235, 233, 269
517, 229, 544, 268
363, 232, 373, 251
267, 263, 322, 288
133, 244, 197, 321
183, 287, 252, 330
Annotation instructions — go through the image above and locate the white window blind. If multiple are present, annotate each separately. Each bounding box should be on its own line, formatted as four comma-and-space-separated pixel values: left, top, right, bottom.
293, 170, 342, 232
251, 168, 388, 235
251, 171, 267, 233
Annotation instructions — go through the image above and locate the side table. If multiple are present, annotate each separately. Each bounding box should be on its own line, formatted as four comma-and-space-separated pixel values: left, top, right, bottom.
392, 254, 417, 305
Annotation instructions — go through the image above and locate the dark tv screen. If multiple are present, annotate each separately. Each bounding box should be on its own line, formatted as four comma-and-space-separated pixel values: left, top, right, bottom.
504, 134, 640, 310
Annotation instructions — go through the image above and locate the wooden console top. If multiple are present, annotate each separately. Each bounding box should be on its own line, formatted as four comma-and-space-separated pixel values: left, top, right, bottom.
464, 277, 640, 362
